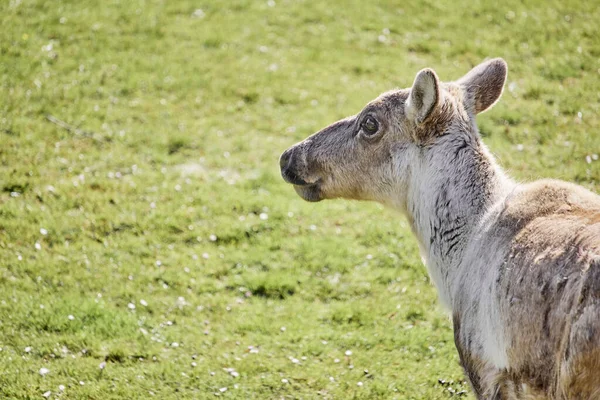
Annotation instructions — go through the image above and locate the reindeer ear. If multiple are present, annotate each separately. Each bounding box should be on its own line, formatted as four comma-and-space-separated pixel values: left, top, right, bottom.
406, 68, 440, 124
457, 58, 507, 114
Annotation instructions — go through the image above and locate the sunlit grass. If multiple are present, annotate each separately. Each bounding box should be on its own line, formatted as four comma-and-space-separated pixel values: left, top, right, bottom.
0, 0, 599, 398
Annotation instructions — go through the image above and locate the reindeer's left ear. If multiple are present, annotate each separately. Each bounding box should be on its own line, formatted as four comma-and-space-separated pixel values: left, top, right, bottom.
406, 68, 440, 124
457, 58, 507, 114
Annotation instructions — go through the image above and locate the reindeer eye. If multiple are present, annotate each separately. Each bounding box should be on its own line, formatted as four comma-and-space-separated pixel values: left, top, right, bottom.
361, 116, 379, 136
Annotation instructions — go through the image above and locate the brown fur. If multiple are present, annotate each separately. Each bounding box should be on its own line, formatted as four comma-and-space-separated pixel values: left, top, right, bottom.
464, 181, 600, 398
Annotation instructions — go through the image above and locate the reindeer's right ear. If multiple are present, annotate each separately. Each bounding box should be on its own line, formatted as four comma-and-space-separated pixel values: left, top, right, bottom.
406, 68, 440, 124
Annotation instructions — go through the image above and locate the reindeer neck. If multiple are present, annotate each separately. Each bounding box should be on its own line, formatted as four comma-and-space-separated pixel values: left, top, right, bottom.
405, 132, 514, 308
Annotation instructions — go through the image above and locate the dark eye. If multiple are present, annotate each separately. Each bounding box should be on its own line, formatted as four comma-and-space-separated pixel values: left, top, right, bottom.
361, 116, 379, 136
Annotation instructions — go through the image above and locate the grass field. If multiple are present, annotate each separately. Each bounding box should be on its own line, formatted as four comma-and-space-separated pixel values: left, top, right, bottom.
1, 0, 599, 398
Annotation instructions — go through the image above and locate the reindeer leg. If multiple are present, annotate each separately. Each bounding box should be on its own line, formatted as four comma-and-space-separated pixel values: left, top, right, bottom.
453, 315, 509, 399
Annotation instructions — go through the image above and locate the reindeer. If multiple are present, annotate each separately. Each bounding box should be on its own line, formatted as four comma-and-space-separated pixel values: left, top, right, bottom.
280, 59, 600, 399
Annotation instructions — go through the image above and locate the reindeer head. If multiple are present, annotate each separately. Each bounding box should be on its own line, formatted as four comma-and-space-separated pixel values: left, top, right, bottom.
280, 58, 508, 207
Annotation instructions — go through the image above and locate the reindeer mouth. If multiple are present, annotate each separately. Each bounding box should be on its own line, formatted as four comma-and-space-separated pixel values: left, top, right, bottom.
280, 147, 323, 201
281, 168, 314, 186
293, 180, 322, 202
281, 168, 323, 202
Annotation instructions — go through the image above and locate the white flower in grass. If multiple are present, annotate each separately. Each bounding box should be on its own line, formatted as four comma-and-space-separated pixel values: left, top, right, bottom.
192, 9, 205, 18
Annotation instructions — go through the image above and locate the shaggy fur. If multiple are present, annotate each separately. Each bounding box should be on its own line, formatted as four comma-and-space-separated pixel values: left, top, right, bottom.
280, 58, 600, 399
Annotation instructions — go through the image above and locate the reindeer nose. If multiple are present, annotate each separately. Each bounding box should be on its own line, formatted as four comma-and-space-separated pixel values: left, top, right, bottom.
280, 147, 293, 171
280, 147, 311, 186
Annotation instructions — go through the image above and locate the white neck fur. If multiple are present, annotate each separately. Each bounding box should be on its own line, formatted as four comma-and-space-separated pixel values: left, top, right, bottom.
402, 132, 514, 307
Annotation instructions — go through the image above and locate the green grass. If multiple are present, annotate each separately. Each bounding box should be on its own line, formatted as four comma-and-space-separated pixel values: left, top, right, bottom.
1, 0, 599, 398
